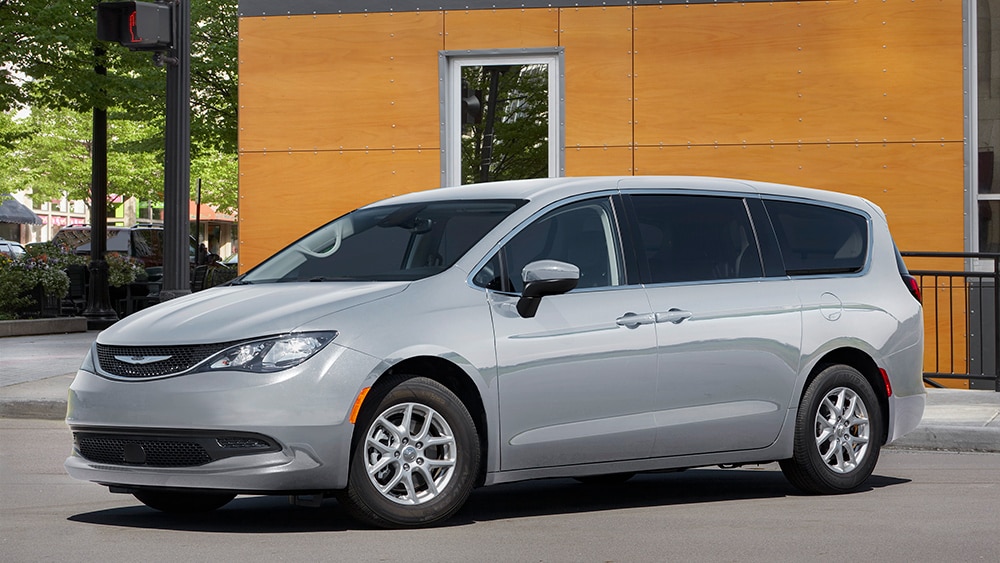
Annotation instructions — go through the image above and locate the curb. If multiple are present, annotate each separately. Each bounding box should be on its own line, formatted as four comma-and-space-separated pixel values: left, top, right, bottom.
0, 317, 87, 337
887, 426, 1000, 454
0, 399, 67, 421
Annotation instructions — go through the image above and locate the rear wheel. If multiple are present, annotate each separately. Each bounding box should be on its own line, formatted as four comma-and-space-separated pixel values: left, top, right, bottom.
780, 364, 883, 494
133, 490, 236, 513
339, 375, 480, 528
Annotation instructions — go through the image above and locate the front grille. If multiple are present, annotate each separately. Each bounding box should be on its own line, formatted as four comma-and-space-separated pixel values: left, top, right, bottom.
96, 343, 229, 378
74, 430, 281, 468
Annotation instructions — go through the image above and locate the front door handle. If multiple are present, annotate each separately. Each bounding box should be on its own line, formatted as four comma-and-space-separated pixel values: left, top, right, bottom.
655, 308, 693, 324
616, 312, 657, 328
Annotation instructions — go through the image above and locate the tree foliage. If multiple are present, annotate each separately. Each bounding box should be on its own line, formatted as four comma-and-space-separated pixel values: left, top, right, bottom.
0, 0, 238, 211
461, 64, 549, 185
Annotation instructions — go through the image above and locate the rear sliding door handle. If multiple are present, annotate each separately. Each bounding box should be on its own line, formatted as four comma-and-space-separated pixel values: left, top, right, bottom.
655, 309, 693, 324
616, 312, 657, 328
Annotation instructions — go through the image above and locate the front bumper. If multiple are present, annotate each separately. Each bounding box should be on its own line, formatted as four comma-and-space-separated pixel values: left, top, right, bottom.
64, 342, 382, 492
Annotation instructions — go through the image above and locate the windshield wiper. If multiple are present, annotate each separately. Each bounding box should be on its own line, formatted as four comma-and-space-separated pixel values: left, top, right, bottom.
306, 276, 357, 282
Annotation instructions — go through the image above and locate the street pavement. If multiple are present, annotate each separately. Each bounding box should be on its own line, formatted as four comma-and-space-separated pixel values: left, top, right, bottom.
1, 330, 998, 452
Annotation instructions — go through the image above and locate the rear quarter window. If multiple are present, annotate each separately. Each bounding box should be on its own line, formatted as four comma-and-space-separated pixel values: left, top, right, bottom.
764, 200, 869, 275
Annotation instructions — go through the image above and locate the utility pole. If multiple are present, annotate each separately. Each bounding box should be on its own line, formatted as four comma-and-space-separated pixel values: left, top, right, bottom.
160, 0, 191, 300
96, 0, 190, 301
82, 45, 119, 329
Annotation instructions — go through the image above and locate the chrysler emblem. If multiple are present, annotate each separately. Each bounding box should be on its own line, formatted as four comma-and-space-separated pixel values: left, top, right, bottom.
115, 355, 171, 365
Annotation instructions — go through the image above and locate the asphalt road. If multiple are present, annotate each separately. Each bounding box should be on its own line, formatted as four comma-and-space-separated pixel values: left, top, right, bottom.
3, 418, 998, 562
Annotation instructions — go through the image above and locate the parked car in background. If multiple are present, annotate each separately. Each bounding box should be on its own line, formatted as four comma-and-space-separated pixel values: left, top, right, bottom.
65, 176, 925, 528
0, 238, 25, 258
51, 224, 199, 271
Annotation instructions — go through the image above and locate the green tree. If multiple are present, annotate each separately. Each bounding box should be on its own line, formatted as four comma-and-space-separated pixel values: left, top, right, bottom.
461, 64, 549, 184
0, 106, 163, 204
0, 0, 238, 210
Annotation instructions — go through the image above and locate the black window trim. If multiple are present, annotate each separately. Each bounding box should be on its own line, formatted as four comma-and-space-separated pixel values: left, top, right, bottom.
758, 195, 874, 278
619, 190, 768, 285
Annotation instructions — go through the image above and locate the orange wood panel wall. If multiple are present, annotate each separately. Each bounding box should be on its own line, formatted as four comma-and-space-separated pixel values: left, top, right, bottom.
239, 0, 965, 265
442, 8, 558, 49
238, 150, 439, 268
239, 12, 443, 152
559, 7, 634, 149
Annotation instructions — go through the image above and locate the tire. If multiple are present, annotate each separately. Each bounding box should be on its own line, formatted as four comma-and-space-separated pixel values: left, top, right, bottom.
574, 473, 635, 485
339, 375, 480, 528
780, 364, 883, 494
133, 490, 236, 513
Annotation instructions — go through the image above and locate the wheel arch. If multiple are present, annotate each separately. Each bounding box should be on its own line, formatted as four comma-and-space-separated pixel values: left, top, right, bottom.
365, 356, 490, 487
807, 347, 890, 444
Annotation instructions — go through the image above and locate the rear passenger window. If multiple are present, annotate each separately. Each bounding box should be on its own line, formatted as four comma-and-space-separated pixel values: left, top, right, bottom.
764, 200, 869, 275
631, 195, 763, 283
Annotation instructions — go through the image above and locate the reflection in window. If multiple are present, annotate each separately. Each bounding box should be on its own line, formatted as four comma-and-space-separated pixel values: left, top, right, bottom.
981, 200, 1000, 253
632, 195, 763, 283
765, 200, 869, 275
460, 64, 549, 184
484, 198, 621, 293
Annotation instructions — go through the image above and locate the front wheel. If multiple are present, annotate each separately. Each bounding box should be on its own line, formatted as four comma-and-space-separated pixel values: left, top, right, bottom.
338, 375, 480, 528
780, 364, 883, 494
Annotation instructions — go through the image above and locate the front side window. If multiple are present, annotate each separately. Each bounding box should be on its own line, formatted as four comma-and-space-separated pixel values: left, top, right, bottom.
242, 200, 523, 283
764, 200, 869, 275
476, 198, 622, 293
631, 194, 763, 283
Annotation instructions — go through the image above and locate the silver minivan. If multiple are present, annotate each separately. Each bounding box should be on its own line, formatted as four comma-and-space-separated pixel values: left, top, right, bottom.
65, 176, 925, 527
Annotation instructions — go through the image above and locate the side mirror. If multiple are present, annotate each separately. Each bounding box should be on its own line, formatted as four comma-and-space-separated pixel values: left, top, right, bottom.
516, 260, 580, 318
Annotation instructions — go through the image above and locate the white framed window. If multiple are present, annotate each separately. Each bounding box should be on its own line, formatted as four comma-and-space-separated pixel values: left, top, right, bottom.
439, 48, 564, 187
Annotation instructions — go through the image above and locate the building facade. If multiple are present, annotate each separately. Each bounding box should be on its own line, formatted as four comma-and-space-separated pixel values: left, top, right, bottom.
236, 0, 988, 270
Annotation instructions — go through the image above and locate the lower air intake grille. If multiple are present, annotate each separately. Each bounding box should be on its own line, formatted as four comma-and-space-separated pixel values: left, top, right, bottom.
77, 436, 212, 467
74, 430, 281, 468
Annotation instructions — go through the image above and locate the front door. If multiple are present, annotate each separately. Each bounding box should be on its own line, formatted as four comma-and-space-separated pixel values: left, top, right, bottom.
480, 196, 659, 470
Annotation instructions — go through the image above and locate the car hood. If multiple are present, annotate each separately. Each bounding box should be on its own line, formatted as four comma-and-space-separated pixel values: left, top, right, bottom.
98, 282, 409, 346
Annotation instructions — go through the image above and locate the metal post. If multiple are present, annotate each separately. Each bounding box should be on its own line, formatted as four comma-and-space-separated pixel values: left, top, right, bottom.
195, 177, 202, 256
478, 66, 507, 183
160, 0, 191, 301
83, 46, 119, 329
994, 255, 999, 392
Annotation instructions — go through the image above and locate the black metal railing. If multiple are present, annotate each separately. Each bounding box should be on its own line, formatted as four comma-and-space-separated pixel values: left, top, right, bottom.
901, 251, 1000, 391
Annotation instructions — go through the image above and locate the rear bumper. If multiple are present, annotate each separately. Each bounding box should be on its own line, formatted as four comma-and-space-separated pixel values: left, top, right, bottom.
886, 391, 926, 444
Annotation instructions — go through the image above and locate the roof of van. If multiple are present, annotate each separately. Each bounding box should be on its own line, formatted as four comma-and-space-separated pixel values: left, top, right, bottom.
367, 176, 873, 212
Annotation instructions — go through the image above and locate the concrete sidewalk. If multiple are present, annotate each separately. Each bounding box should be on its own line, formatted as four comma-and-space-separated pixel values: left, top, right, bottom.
1, 330, 998, 452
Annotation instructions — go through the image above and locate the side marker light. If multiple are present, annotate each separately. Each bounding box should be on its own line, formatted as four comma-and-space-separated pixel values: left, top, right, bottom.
879, 368, 892, 397
350, 387, 371, 424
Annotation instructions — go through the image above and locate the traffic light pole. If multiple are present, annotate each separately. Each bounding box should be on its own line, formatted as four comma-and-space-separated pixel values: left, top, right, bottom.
159, 0, 191, 301
83, 46, 120, 329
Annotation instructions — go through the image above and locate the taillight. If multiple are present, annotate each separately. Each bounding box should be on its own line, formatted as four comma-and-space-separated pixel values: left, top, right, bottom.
901, 274, 922, 304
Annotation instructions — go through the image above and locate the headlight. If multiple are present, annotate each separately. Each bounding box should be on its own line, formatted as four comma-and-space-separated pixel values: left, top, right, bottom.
198, 331, 338, 373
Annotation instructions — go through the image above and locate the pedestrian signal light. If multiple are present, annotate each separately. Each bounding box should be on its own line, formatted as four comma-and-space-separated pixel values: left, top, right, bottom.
461, 80, 483, 126
97, 1, 173, 51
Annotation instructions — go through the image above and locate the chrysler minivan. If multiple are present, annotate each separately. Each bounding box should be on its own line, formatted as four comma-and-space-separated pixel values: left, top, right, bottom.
65, 176, 925, 527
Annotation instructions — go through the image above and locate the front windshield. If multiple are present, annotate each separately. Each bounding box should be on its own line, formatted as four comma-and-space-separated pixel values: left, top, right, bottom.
241, 199, 524, 283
